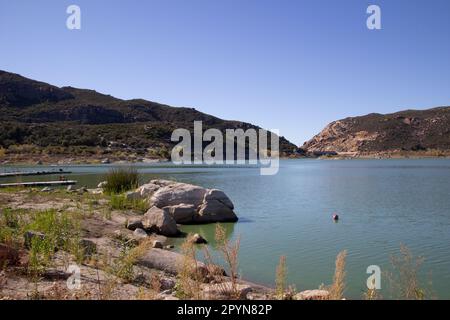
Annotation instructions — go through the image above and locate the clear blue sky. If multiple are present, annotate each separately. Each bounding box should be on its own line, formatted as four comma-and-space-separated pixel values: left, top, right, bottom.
1, 0, 450, 145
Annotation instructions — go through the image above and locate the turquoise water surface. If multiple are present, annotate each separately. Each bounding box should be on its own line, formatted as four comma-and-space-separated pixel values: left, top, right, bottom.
2, 159, 450, 299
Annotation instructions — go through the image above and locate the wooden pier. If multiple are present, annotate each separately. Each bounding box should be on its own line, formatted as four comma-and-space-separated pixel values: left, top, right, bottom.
0, 180, 77, 188
0, 170, 72, 178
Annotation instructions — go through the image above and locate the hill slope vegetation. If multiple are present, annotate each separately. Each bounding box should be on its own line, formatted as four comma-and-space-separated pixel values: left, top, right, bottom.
0, 70, 298, 163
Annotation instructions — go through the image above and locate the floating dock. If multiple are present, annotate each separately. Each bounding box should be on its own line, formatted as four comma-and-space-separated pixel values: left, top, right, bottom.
0, 170, 72, 178
0, 180, 77, 188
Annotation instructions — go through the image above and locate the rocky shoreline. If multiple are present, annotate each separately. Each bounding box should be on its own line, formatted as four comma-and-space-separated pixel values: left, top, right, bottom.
0, 153, 305, 166
0, 155, 169, 166
316, 151, 450, 160
0, 179, 329, 300
3, 150, 450, 166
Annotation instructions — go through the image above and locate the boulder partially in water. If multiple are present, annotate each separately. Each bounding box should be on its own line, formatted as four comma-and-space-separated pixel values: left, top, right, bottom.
190, 233, 208, 244
196, 199, 237, 223
130, 179, 238, 224
151, 182, 207, 208
204, 189, 234, 210
163, 203, 197, 224
142, 206, 179, 237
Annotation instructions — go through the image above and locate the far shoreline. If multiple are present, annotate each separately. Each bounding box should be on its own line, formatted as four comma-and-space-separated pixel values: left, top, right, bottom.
2, 153, 450, 166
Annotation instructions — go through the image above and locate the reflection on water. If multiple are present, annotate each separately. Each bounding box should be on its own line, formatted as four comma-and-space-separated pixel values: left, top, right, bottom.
174, 222, 236, 250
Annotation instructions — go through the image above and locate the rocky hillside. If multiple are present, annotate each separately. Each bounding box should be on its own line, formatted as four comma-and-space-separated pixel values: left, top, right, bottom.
302, 107, 450, 156
0, 70, 299, 162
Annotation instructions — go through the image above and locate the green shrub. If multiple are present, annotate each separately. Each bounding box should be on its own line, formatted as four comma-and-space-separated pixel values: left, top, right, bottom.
24, 210, 83, 276
0, 208, 26, 245
28, 235, 55, 276
104, 167, 139, 194
109, 194, 149, 213
27, 210, 72, 249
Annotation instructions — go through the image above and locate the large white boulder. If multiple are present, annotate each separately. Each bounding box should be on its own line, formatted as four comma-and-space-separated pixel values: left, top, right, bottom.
196, 200, 238, 223
127, 179, 238, 225
150, 183, 207, 208
142, 206, 179, 236
149, 179, 177, 187
136, 182, 161, 198
204, 189, 234, 209
163, 203, 197, 223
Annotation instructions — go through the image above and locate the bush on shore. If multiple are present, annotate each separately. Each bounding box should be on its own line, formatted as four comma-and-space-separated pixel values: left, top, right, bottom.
104, 167, 139, 194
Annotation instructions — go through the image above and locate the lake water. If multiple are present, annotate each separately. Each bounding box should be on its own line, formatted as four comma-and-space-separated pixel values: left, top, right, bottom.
2, 159, 450, 299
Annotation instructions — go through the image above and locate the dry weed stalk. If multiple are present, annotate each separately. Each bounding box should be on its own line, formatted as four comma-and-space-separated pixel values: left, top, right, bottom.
387, 244, 431, 300
275, 255, 287, 299
213, 224, 241, 299
176, 236, 203, 299
364, 287, 381, 300
329, 250, 347, 300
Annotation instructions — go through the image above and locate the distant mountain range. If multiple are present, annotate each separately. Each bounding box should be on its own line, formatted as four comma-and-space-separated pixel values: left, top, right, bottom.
302, 107, 450, 157
0, 70, 299, 162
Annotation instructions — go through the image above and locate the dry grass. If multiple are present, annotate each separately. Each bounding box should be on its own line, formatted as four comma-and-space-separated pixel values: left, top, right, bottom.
110, 238, 152, 283
0, 208, 83, 282
275, 255, 287, 299
133, 272, 162, 300
386, 244, 431, 300
94, 241, 154, 300
364, 287, 381, 300
135, 286, 156, 300
214, 224, 241, 299
0, 189, 165, 300
175, 236, 203, 299
175, 225, 242, 300
328, 250, 347, 300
